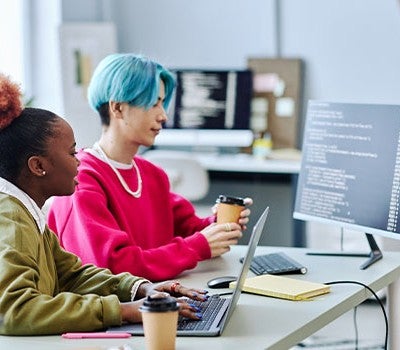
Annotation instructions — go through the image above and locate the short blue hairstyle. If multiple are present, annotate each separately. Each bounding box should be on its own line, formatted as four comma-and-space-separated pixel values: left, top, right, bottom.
87, 53, 175, 113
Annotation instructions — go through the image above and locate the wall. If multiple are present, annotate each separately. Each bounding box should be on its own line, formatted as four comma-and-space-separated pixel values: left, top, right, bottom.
30, 0, 400, 247
55, 0, 400, 147
28, 0, 62, 115
113, 0, 276, 69
281, 1, 400, 104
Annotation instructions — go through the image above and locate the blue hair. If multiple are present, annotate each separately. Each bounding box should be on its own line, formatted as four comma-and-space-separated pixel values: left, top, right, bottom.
87, 53, 175, 113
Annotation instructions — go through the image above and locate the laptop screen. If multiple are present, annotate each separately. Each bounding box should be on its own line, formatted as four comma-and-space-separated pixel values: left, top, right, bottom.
220, 206, 269, 332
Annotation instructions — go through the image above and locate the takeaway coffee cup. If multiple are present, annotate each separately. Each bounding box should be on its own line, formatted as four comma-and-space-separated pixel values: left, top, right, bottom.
140, 293, 179, 350
216, 195, 245, 224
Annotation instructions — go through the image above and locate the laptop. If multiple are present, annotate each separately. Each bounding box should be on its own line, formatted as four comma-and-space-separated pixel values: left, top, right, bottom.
108, 206, 269, 337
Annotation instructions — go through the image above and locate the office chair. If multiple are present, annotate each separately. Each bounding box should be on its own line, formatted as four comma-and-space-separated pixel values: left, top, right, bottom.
143, 149, 210, 202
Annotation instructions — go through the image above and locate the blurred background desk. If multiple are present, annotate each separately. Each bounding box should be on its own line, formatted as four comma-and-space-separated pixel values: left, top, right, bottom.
192, 152, 303, 247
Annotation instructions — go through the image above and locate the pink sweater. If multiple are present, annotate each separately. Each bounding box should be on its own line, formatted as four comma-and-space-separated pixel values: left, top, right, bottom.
47, 150, 214, 281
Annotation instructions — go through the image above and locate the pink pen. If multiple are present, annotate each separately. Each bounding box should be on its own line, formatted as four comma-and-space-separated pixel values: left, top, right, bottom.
62, 332, 131, 339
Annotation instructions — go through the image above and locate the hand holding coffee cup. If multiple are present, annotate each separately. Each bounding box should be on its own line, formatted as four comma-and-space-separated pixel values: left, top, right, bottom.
200, 196, 252, 257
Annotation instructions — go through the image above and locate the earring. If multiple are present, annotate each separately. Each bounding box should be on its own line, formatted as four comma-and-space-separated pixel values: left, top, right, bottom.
42, 171, 46, 176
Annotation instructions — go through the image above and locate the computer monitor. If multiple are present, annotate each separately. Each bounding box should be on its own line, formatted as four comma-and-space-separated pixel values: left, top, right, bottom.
154, 69, 254, 149
293, 100, 400, 269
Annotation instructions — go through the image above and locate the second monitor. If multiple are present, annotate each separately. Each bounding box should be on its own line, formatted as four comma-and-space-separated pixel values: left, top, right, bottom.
155, 69, 254, 148
294, 100, 400, 268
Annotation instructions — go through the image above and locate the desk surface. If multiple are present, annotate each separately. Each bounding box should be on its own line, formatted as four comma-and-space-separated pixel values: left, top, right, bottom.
142, 149, 301, 173
1, 246, 400, 350
195, 153, 301, 174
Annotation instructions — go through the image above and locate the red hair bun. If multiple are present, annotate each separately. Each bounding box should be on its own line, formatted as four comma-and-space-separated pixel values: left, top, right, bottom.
0, 73, 23, 130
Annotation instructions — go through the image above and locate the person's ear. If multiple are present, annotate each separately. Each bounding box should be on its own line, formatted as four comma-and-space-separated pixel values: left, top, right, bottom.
109, 101, 124, 119
27, 156, 47, 177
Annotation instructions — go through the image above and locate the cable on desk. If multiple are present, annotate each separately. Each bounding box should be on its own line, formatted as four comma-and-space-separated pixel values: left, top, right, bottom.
325, 280, 387, 350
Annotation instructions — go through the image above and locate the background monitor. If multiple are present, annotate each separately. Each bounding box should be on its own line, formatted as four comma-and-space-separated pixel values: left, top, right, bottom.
293, 100, 400, 268
154, 69, 254, 149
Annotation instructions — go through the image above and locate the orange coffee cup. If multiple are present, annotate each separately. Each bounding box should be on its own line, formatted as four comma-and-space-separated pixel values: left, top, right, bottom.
140, 293, 179, 350
216, 195, 245, 224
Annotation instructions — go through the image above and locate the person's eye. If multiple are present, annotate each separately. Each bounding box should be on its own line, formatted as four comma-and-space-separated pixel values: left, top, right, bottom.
153, 98, 164, 108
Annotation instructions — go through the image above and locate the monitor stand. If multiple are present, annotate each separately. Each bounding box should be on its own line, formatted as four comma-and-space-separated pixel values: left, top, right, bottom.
306, 233, 383, 270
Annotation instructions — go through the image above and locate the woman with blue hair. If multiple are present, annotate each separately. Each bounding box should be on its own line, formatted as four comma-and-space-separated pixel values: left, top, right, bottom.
48, 53, 252, 281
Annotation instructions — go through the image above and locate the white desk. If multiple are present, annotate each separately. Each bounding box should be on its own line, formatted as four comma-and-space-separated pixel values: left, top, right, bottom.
1, 245, 400, 350
194, 152, 301, 174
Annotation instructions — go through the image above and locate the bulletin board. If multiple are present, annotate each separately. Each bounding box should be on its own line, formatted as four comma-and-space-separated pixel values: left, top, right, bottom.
247, 58, 303, 149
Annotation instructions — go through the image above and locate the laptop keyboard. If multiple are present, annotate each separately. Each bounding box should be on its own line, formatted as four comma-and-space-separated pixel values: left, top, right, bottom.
178, 295, 226, 331
243, 251, 307, 275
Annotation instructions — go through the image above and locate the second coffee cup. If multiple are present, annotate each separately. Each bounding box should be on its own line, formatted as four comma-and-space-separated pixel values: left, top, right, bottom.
216, 195, 245, 224
140, 293, 179, 350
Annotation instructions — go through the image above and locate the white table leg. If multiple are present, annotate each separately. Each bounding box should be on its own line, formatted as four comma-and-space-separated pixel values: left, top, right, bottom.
388, 278, 400, 349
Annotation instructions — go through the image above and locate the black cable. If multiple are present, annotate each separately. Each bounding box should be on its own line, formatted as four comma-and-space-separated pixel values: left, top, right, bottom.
325, 280, 387, 350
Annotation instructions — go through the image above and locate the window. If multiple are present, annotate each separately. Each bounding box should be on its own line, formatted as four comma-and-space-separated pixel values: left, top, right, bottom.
0, 0, 26, 88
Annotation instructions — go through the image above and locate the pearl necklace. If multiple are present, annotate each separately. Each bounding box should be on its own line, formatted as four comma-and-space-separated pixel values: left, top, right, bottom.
93, 142, 142, 198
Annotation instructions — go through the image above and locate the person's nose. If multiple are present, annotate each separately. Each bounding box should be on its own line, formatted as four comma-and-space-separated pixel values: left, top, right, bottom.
159, 107, 168, 123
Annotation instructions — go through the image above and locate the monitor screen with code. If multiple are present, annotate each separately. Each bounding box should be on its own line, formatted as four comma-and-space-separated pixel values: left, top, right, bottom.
294, 100, 400, 239
155, 69, 253, 148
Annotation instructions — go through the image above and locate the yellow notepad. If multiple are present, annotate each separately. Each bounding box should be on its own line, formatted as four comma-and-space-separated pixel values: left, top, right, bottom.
230, 274, 330, 301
